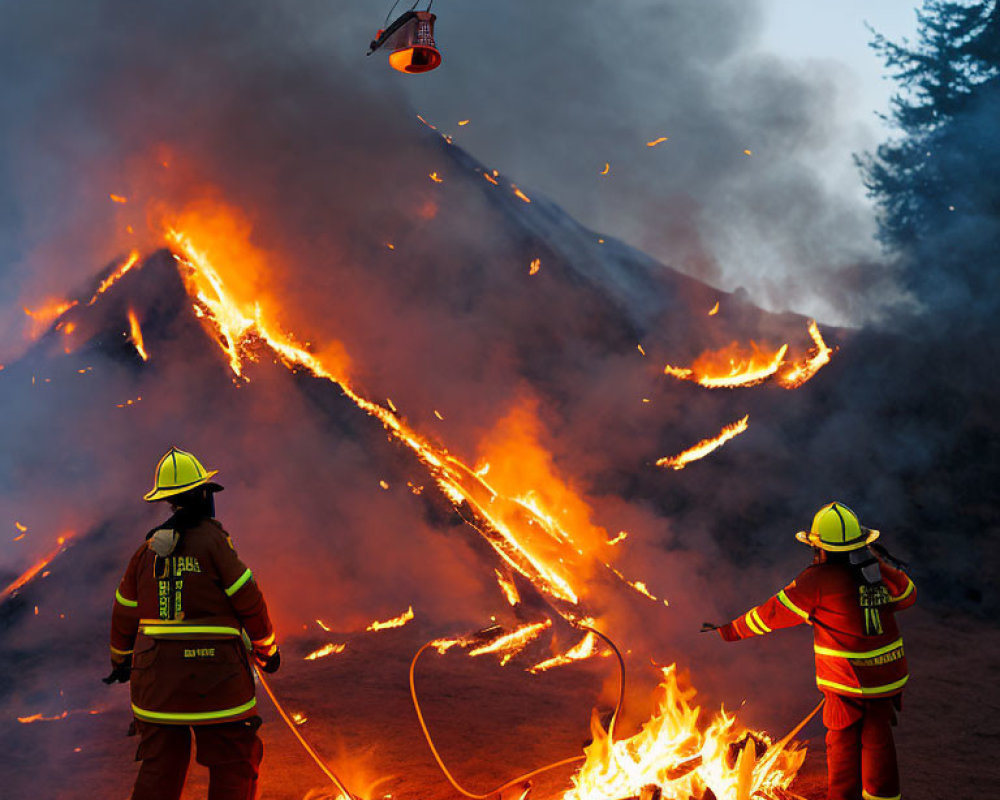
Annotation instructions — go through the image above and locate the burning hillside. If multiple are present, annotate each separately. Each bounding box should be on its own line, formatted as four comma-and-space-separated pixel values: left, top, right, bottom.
0, 163, 839, 798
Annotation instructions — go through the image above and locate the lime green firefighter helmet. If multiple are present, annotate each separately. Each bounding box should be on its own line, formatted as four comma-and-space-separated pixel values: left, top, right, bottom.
144, 447, 222, 502
795, 501, 880, 551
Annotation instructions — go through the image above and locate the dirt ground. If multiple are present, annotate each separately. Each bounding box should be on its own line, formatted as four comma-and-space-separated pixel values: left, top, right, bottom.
6, 607, 997, 800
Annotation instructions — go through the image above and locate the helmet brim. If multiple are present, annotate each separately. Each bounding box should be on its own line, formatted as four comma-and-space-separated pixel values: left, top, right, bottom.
795, 527, 880, 552
143, 471, 222, 502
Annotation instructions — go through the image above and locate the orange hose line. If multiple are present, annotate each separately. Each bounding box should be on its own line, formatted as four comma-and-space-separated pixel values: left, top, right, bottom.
408, 626, 626, 799
255, 665, 356, 799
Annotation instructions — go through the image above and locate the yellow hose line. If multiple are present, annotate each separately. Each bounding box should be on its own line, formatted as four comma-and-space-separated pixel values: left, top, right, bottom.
408, 625, 626, 800
255, 665, 355, 800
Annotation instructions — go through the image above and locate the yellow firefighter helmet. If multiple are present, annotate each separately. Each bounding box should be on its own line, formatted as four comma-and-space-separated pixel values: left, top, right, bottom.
795, 501, 880, 551
143, 447, 221, 502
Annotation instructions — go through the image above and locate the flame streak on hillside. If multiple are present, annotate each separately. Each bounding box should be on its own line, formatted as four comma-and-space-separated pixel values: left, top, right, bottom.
529, 631, 601, 673
165, 227, 591, 610
1, 533, 74, 603
23, 300, 78, 339
664, 343, 788, 389
563, 665, 805, 800
663, 322, 833, 391
656, 415, 750, 471
495, 569, 521, 606
467, 620, 551, 666
304, 642, 347, 661
17, 708, 102, 724
776, 321, 835, 389
88, 251, 141, 305
128, 309, 149, 361
366, 605, 415, 631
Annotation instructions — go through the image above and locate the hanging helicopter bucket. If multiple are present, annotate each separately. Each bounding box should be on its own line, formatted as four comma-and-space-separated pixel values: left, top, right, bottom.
368, 10, 442, 74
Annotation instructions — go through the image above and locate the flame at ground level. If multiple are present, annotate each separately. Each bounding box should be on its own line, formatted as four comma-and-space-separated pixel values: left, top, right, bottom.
366, 606, 415, 631
564, 665, 805, 800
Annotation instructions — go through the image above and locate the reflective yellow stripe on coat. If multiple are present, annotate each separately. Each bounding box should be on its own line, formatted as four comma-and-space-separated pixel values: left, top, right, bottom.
815, 637, 904, 660
115, 588, 138, 608
816, 675, 909, 696
131, 698, 257, 724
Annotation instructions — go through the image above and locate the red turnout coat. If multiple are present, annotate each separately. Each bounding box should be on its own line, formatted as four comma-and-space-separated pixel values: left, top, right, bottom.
110, 518, 275, 725
719, 558, 916, 699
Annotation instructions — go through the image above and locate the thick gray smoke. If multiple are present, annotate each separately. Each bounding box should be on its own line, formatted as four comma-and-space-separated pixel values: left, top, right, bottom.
1, 3, 993, 798
0, 0, 887, 353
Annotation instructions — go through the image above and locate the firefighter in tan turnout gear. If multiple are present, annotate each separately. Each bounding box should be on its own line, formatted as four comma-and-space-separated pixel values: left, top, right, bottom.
106, 447, 280, 800
705, 502, 916, 800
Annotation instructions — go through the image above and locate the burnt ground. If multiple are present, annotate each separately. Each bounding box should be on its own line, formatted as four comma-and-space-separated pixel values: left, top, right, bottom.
5, 607, 996, 800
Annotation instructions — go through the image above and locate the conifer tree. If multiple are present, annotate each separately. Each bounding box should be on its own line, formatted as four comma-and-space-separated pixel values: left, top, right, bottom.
858, 1, 999, 315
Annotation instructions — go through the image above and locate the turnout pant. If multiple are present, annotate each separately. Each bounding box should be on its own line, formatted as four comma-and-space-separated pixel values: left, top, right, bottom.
131, 717, 263, 800
823, 694, 901, 800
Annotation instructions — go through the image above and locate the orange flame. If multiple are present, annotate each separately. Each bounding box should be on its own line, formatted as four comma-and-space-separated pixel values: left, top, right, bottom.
162, 206, 654, 617
468, 620, 551, 666
646, 137, 669, 147
304, 643, 347, 661
109, 194, 128, 204
88, 251, 141, 305
599, 163, 611, 176
1, 533, 74, 603
529, 258, 541, 276
665, 342, 788, 389
18, 711, 69, 724
776, 321, 834, 389
494, 569, 521, 606
511, 185, 531, 203
656, 415, 749, 471
663, 322, 833, 390
529, 630, 601, 673
366, 606, 415, 632
128, 308, 148, 361
564, 665, 805, 800
708, 301, 720, 316
23, 300, 78, 339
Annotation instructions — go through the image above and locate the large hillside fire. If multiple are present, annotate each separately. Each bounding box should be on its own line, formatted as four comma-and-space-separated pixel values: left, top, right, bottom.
0, 195, 829, 798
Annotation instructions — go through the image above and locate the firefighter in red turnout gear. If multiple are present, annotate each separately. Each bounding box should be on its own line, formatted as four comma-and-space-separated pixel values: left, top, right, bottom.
707, 502, 916, 800
106, 447, 280, 800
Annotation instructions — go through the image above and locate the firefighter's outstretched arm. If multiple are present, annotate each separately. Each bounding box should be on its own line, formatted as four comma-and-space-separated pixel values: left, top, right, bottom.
211, 529, 281, 672
715, 570, 818, 642
105, 545, 143, 683
877, 555, 916, 613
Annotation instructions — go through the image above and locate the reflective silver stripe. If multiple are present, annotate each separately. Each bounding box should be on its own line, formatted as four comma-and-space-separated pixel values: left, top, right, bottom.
110, 645, 134, 656
131, 697, 256, 724
816, 674, 909, 695
225, 568, 253, 597
815, 637, 903, 660
115, 588, 138, 608
777, 589, 810, 621
862, 791, 901, 800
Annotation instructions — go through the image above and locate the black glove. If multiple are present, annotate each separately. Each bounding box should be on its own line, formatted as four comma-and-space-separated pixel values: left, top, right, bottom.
700, 622, 720, 633
255, 647, 281, 674
102, 656, 132, 685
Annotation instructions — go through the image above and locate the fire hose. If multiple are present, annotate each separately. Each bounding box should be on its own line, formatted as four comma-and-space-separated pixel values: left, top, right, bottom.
254, 665, 357, 800
256, 626, 822, 800
409, 626, 826, 800
408, 626, 625, 799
